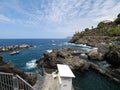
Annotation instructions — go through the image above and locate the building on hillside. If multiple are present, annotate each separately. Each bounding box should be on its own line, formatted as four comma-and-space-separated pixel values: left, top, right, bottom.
102, 20, 112, 23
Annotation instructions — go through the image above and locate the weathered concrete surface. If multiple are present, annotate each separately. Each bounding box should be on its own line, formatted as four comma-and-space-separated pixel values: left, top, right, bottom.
33, 73, 75, 90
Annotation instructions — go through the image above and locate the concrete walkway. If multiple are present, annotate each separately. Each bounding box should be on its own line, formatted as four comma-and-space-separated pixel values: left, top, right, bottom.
33, 74, 57, 90
33, 74, 44, 90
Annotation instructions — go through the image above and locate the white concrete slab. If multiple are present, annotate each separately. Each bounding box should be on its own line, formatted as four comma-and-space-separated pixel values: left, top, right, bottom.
57, 64, 75, 78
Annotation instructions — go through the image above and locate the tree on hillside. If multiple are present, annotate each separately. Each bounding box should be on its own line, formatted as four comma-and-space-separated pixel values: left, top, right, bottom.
117, 13, 120, 17
114, 17, 120, 25
97, 22, 105, 28
114, 13, 120, 25
85, 28, 89, 32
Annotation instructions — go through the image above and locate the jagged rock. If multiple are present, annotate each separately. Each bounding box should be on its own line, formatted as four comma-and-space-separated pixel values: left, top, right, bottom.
87, 49, 104, 61
36, 48, 90, 72
104, 50, 120, 68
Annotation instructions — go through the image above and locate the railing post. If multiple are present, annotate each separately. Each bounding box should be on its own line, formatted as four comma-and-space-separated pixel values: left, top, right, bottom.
13, 76, 19, 90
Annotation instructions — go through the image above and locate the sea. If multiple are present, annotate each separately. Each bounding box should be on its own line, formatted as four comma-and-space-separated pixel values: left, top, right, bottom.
0, 39, 120, 90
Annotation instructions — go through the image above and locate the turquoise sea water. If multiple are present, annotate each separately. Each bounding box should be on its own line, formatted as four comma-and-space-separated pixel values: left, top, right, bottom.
0, 39, 120, 90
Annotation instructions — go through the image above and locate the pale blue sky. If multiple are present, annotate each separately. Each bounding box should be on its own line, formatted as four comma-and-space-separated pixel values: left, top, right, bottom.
0, 0, 120, 38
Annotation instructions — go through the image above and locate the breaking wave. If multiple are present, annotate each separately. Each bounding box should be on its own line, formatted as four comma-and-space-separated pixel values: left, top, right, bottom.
46, 49, 52, 53
26, 59, 37, 69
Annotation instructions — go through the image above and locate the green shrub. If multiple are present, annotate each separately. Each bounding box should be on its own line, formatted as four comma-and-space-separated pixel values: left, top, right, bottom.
114, 17, 120, 25
117, 13, 120, 17
97, 22, 105, 28
85, 28, 89, 32
109, 26, 120, 36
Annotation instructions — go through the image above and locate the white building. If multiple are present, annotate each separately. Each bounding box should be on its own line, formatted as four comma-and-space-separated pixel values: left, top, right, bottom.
57, 64, 75, 90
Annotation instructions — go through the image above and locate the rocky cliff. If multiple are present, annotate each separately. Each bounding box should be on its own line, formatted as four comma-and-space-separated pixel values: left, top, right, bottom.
36, 48, 90, 72
69, 13, 120, 68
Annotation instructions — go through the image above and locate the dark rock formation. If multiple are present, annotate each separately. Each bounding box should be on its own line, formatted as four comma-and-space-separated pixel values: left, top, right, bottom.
70, 36, 111, 46
104, 50, 120, 68
36, 48, 90, 72
70, 36, 111, 53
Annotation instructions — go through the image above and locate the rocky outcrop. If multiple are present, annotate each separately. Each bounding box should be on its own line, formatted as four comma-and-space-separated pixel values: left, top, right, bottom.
36, 48, 90, 72
70, 36, 111, 53
87, 49, 104, 61
0, 56, 36, 86
36, 48, 120, 83
0, 44, 33, 52
104, 49, 120, 68
70, 36, 111, 46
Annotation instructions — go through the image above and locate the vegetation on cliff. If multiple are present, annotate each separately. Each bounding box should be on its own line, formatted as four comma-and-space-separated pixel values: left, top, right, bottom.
70, 13, 120, 43
70, 13, 120, 68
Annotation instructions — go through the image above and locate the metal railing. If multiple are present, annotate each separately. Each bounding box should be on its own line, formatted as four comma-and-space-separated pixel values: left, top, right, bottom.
0, 72, 14, 90
0, 72, 35, 90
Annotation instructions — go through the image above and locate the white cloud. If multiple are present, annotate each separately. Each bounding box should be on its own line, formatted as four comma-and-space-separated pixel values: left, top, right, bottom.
0, 14, 13, 22
1, 0, 120, 25
0, 0, 120, 38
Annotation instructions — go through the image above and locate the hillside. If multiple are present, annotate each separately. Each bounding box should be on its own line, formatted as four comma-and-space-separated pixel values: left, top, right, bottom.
70, 13, 120, 44
69, 13, 120, 68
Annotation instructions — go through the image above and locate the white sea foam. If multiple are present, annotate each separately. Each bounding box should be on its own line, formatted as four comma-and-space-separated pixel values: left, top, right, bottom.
93, 47, 98, 50
80, 53, 88, 59
51, 40, 55, 42
52, 43, 56, 45
64, 42, 91, 47
80, 53, 86, 56
33, 45, 37, 48
46, 50, 52, 53
26, 59, 37, 69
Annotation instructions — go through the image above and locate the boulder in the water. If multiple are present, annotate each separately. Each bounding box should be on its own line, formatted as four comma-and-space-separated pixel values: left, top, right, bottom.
104, 50, 120, 68
104, 45, 120, 68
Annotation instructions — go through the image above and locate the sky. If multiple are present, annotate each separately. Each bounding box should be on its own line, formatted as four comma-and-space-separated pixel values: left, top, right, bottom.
0, 0, 120, 39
